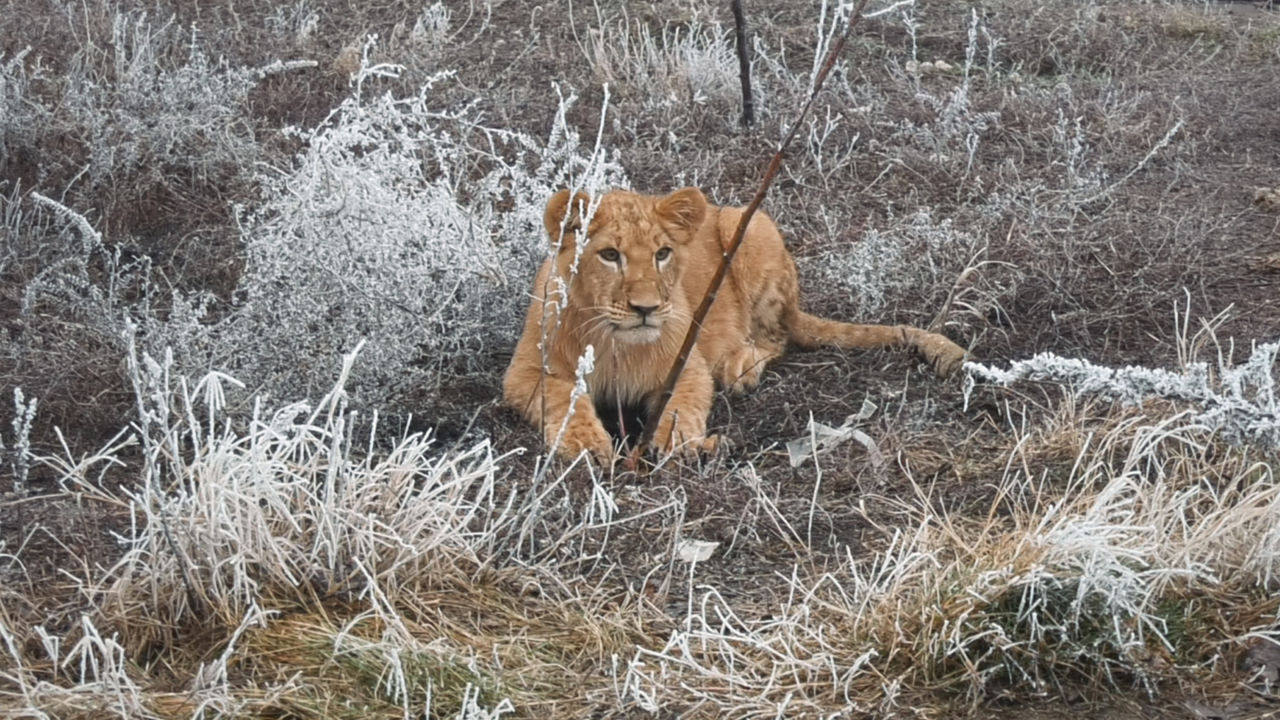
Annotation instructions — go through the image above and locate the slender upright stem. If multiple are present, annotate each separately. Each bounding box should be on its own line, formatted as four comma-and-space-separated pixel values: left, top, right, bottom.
635, 0, 874, 458
731, 0, 754, 127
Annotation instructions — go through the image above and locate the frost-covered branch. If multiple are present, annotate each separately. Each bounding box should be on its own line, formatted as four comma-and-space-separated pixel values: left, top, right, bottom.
965, 343, 1280, 447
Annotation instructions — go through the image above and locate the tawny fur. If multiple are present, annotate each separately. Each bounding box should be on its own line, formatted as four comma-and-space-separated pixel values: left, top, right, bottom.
502, 187, 967, 460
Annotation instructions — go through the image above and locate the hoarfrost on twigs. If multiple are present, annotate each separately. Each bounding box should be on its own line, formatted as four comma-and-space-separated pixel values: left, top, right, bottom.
965, 343, 1280, 448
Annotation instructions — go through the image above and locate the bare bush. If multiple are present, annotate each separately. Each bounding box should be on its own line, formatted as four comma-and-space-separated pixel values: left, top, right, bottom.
0, 49, 38, 174
5, 36, 625, 417
0, 11, 273, 223
9, 342, 1272, 716
1, 389, 36, 496
7, 347, 651, 716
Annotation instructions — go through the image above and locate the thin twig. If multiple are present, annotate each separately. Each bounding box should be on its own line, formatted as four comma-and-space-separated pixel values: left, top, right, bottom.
635, 0, 873, 458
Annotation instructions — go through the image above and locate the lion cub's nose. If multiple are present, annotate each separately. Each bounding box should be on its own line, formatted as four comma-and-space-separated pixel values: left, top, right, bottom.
629, 302, 659, 319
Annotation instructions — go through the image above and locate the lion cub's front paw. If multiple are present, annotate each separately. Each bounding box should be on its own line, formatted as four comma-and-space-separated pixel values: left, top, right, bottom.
660, 432, 720, 459
653, 415, 718, 459
688, 433, 721, 456
550, 419, 615, 463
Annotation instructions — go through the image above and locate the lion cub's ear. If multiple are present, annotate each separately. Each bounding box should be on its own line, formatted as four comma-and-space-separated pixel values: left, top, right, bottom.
544, 190, 599, 250
655, 187, 707, 242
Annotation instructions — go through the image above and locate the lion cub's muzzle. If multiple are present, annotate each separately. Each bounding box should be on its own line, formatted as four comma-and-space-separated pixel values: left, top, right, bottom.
611, 301, 667, 344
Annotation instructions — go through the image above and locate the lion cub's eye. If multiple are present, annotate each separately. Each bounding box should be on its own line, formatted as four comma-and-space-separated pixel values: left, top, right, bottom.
598, 248, 621, 264
655, 247, 673, 263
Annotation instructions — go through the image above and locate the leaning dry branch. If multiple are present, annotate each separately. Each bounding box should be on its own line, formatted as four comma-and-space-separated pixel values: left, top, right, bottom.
636, 0, 874, 458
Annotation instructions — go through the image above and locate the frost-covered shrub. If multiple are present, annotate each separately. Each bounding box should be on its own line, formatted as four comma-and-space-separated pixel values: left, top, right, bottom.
892, 9, 1001, 171
264, 0, 321, 46
0, 182, 35, 277
8, 29, 626, 415
801, 208, 980, 319
409, 2, 452, 52
218, 69, 625, 404
51, 13, 266, 205
1, 389, 37, 496
0, 49, 39, 173
588, 16, 749, 121
12, 192, 173, 361
98, 343, 518, 629
1, 13, 302, 438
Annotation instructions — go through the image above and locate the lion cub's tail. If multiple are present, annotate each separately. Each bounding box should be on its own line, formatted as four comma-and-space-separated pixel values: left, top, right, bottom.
788, 310, 967, 376
788, 311, 909, 351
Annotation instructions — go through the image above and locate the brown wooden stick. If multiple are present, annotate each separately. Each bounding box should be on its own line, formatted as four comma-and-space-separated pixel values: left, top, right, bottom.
635, 0, 874, 458
731, 0, 754, 127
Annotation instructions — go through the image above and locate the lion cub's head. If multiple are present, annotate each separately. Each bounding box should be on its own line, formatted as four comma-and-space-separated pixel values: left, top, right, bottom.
544, 188, 707, 345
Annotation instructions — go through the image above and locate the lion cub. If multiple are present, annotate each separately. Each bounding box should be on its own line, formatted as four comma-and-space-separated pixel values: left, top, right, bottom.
503, 187, 966, 460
